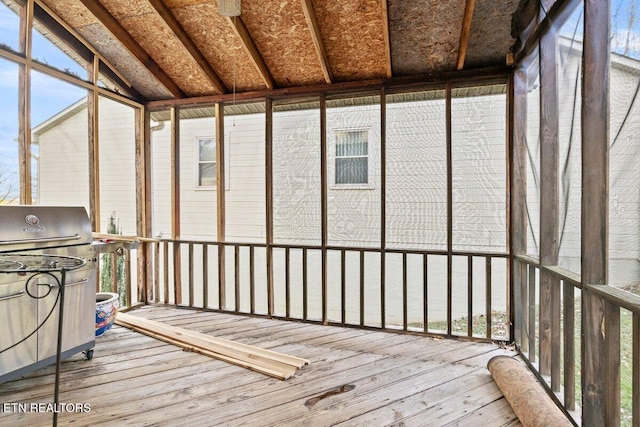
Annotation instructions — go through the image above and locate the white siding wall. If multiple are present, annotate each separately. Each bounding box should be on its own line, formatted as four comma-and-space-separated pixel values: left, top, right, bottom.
97, 97, 137, 235
224, 112, 266, 243
36, 104, 90, 210
610, 61, 640, 286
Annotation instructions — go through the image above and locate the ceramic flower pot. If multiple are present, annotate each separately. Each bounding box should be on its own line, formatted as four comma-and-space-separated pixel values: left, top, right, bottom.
95, 292, 119, 337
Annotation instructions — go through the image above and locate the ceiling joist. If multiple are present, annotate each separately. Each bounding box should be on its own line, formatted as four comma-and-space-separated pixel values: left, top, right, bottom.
147, 0, 227, 94
300, 0, 333, 84
226, 16, 276, 90
78, 0, 184, 98
457, 0, 476, 70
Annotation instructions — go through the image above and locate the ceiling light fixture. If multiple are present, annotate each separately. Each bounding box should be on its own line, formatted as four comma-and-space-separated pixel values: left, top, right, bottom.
219, 0, 241, 17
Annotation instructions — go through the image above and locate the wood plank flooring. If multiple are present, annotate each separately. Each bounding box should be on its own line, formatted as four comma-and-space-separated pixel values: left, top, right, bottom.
0, 305, 521, 427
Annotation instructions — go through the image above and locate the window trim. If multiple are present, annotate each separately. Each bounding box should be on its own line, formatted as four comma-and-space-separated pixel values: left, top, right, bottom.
330, 127, 374, 190
194, 135, 230, 191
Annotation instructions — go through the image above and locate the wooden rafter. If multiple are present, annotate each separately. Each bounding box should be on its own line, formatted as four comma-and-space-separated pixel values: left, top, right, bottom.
147, 0, 227, 94
34, 0, 131, 88
456, 0, 476, 70
380, 0, 392, 78
300, 0, 332, 83
79, 0, 184, 98
32, 1, 143, 100
226, 16, 275, 90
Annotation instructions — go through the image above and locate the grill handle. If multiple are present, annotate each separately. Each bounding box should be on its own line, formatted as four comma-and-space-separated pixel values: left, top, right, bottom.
0, 290, 26, 301
64, 278, 89, 288
0, 234, 81, 246
47, 278, 89, 289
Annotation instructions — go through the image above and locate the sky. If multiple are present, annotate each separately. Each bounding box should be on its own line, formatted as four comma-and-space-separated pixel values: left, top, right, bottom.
0, 2, 86, 199
0, 0, 639, 199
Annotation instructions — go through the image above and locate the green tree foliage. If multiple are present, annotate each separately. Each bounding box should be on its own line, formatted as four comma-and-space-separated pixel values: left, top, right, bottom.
100, 212, 127, 307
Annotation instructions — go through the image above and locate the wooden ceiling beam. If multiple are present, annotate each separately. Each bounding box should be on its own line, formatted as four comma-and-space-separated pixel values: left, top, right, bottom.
456, 0, 476, 70
300, 0, 332, 83
381, 0, 392, 78
147, 0, 227, 94
147, 65, 511, 111
226, 16, 276, 90
79, 0, 184, 98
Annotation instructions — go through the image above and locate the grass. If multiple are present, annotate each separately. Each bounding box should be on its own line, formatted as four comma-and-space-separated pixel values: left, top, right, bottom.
619, 283, 637, 426
561, 288, 636, 426
406, 310, 510, 340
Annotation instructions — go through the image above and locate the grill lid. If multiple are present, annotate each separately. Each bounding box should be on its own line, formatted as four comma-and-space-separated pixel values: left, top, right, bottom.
0, 206, 92, 252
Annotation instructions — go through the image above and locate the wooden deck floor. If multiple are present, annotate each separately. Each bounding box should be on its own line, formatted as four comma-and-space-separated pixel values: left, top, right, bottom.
0, 306, 521, 427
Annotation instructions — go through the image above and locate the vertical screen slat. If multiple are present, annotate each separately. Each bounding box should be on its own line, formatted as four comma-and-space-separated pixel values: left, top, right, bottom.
341, 250, 346, 325
234, 245, 240, 311
285, 247, 290, 318
360, 250, 365, 327
423, 254, 428, 333
250, 246, 255, 314
188, 243, 194, 307
467, 255, 473, 337
403, 252, 408, 331
528, 265, 536, 363
486, 256, 492, 339
202, 244, 208, 309
563, 281, 576, 410
163, 241, 169, 304
154, 242, 159, 303
633, 312, 639, 427
303, 248, 308, 320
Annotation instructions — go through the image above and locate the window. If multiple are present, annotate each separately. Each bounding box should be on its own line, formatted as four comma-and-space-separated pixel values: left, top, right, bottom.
197, 137, 216, 187
335, 129, 369, 185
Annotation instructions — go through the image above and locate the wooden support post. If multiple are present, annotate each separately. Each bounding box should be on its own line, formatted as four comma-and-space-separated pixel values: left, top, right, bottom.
265, 97, 274, 317
216, 103, 226, 309
512, 69, 528, 352
320, 95, 327, 324
18, 0, 33, 205
582, 0, 615, 425
170, 107, 182, 305
135, 107, 151, 304
88, 56, 100, 231
381, 87, 387, 329
539, 27, 559, 381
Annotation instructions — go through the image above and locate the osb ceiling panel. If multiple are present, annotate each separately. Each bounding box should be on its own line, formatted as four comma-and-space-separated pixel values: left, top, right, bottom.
39, 0, 173, 99
240, 0, 325, 87
464, 0, 520, 68
388, 0, 466, 75
170, 3, 266, 92
27, 0, 520, 103
97, 0, 217, 97
311, 0, 388, 81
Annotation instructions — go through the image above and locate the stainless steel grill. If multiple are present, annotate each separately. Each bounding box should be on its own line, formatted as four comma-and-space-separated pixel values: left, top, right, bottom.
0, 205, 97, 413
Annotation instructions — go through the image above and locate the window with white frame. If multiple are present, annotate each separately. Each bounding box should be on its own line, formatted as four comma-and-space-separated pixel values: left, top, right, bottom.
334, 129, 369, 185
197, 137, 216, 187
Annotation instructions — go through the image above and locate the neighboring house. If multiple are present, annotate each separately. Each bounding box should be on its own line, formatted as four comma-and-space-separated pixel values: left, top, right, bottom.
32, 41, 639, 322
